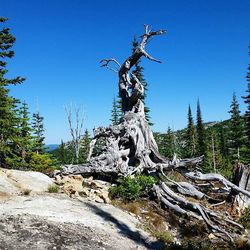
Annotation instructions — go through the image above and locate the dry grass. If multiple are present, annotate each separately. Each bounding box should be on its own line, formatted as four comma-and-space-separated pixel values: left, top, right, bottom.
113, 200, 142, 216
111, 198, 174, 244
48, 184, 59, 193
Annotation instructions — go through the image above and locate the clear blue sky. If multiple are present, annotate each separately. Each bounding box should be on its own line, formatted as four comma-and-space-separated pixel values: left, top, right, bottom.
2, 0, 250, 144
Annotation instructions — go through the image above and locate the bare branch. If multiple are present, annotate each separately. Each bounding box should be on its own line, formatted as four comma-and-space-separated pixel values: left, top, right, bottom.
65, 104, 85, 164
100, 58, 121, 73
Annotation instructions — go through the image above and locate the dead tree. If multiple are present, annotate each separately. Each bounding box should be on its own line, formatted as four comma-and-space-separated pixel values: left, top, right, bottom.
231, 163, 250, 212
65, 104, 85, 164
57, 25, 250, 241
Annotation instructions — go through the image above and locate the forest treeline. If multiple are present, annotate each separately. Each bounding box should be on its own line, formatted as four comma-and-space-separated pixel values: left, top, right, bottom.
1, 17, 249, 177
0, 17, 56, 171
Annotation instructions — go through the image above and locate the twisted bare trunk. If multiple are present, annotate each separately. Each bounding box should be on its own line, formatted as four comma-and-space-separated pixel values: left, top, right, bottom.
56, 26, 250, 242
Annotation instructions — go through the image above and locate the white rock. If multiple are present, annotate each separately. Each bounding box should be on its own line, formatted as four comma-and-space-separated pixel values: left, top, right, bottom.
0, 168, 53, 195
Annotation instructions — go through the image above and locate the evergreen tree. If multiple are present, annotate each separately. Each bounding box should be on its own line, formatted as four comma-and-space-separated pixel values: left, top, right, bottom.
228, 92, 244, 162
32, 112, 45, 154
205, 129, 223, 173
17, 101, 33, 163
57, 140, 68, 164
196, 100, 206, 156
218, 124, 229, 157
0, 17, 25, 167
80, 129, 91, 163
173, 131, 185, 159
184, 105, 196, 157
242, 44, 250, 162
131, 36, 153, 125
162, 126, 175, 158
110, 96, 121, 126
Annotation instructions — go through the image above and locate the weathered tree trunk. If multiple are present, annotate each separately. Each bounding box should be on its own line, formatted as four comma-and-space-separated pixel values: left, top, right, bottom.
232, 163, 250, 212
56, 25, 250, 241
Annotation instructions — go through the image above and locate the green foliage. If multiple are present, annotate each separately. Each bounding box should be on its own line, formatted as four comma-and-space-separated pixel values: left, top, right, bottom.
183, 105, 196, 158
239, 206, 250, 229
228, 92, 245, 162
110, 96, 121, 126
51, 130, 91, 165
109, 175, 156, 201
217, 124, 229, 157
28, 152, 56, 172
161, 127, 175, 159
242, 44, 250, 163
0, 17, 25, 167
196, 100, 206, 157
177, 238, 213, 250
48, 184, 59, 193
203, 128, 223, 173
79, 129, 91, 163
32, 112, 45, 154
151, 230, 173, 244
53, 140, 68, 164
16, 102, 33, 161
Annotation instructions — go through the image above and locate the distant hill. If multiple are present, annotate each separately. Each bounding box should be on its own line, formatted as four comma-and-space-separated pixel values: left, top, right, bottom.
46, 144, 59, 152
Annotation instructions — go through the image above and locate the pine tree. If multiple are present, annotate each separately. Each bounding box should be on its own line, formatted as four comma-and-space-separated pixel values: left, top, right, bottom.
110, 96, 121, 126
205, 129, 224, 173
228, 92, 244, 162
218, 124, 229, 157
57, 140, 68, 164
51, 140, 72, 165
131, 36, 153, 125
162, 126, 175, 158
0, 17, 25, 167
80, 129, 91, 163
32, 112, 45, 154
242, 44, 250, 162
17, 101, 33, 163
196, 100, 206, 156
184, 105, 196, 158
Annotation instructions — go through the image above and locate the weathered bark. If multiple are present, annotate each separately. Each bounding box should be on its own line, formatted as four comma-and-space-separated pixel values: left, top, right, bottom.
56, 25, 250, 242
232, 163, 250, 212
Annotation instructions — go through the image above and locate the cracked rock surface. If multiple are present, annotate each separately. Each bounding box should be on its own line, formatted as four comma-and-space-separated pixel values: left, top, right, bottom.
0, 194, 163, 250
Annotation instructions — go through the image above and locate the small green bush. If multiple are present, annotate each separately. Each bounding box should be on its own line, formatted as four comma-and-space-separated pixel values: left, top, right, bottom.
109, 175, 156, 201
48, 184, 59, 193
28, 153, 56, 172
239, 206, 250, 229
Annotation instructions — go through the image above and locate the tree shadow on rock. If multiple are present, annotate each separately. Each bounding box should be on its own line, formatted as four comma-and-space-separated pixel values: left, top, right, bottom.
85, 203, 164, 250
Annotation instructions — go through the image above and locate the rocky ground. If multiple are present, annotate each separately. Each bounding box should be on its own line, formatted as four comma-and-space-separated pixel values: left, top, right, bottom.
0, 168, 163, 250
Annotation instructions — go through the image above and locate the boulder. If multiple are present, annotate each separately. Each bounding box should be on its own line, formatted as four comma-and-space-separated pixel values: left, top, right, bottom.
0, 168, 54, 198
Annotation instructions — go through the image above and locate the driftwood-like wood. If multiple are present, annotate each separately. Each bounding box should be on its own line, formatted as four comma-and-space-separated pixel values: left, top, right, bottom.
231, 163, 250, 212
57, 25, 250, 241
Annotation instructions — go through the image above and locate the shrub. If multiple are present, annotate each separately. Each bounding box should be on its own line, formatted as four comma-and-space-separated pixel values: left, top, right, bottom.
28, 153, 56, 173
151, 230, 173, 244
109, 175, 156, 201
48, 184, 59, 193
